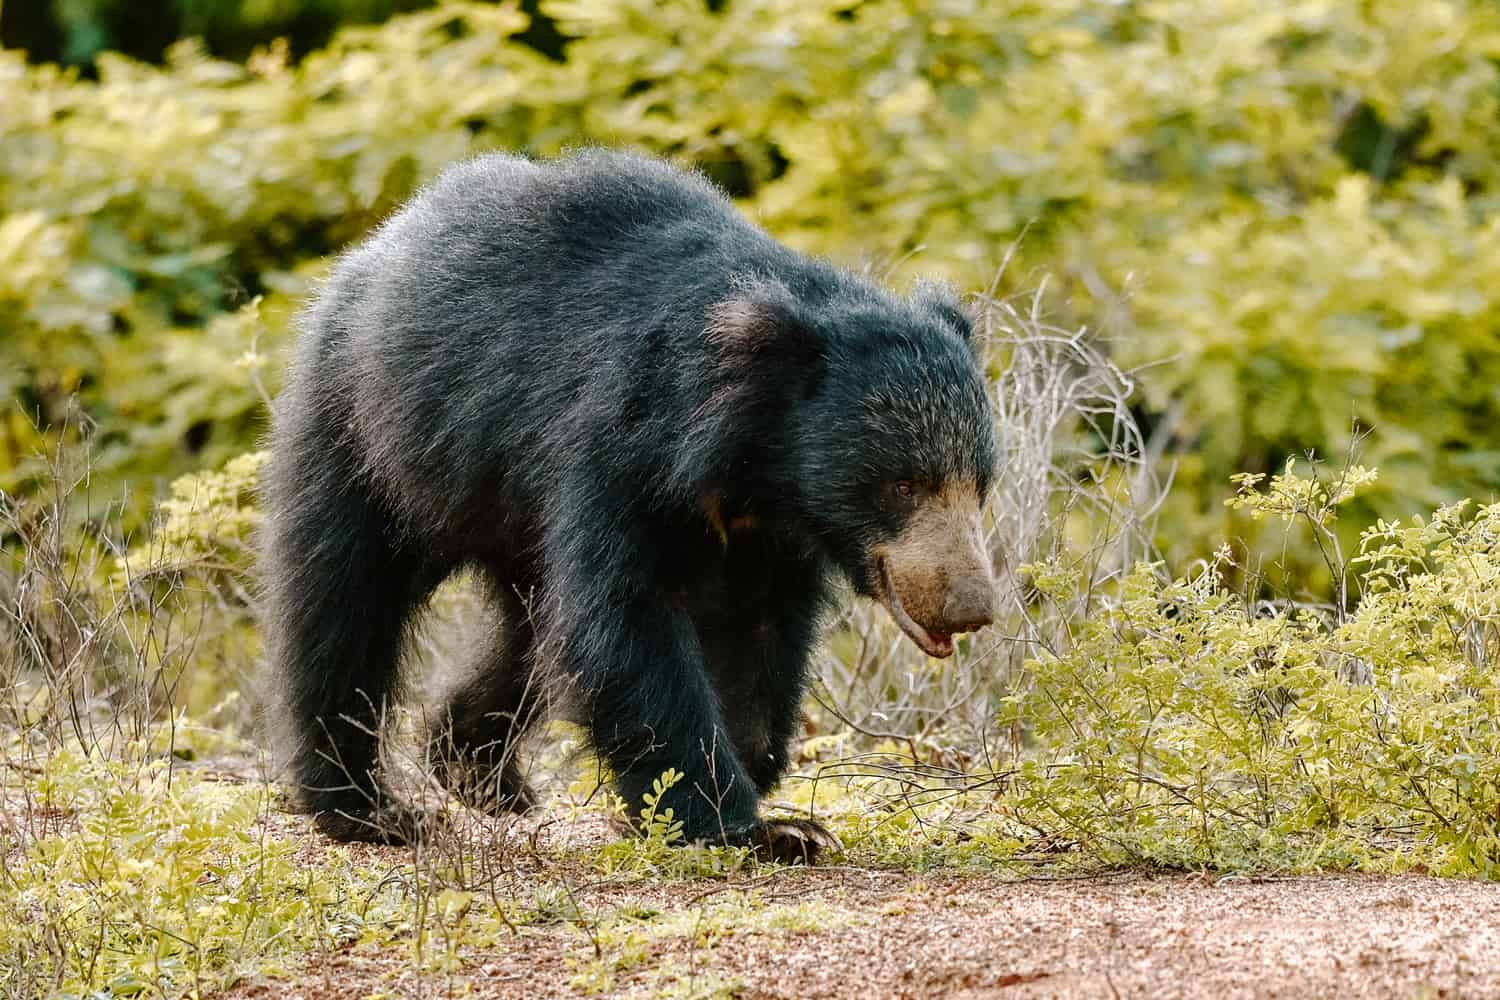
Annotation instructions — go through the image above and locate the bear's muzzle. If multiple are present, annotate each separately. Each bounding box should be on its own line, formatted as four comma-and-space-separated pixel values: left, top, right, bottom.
874, 483, 996, 658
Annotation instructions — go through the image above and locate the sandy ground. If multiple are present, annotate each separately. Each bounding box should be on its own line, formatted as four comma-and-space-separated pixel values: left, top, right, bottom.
221, 862, 1499, 999
202, 755, 1496, 1000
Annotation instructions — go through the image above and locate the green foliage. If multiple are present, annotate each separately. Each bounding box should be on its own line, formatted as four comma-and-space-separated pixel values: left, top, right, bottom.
1005, 463, 1500, 875
0, 445, 264, 744
0, 4, 539, 517
0, 749, 409, 998
121, 449, 268, 584
577, 765, 761, 880
16, 0, 439, 66
541, 0, 1500, 565
4, 0, 1500, 570
638, 767, 686, 846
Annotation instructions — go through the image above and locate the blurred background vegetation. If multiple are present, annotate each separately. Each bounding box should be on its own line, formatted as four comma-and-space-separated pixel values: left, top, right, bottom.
3, 0, 1498, 586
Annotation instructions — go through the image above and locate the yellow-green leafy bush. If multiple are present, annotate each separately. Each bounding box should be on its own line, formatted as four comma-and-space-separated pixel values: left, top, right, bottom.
1004, 464, 1500, 874
0, 750, 424, 998
120, 449, 268, 582
5, 0, 1500, 572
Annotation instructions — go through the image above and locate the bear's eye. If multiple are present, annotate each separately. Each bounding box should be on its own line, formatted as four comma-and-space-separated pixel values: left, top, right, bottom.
894, 481, 914, 499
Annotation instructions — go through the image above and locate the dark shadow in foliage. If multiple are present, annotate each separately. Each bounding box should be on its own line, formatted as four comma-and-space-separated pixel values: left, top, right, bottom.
0, 0, 576, 69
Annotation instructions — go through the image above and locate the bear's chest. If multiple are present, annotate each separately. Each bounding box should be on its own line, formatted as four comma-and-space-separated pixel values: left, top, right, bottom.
658, 525, 778, 621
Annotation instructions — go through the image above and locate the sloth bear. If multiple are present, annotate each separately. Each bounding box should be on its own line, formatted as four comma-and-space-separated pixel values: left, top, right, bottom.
263, 149, 998, 863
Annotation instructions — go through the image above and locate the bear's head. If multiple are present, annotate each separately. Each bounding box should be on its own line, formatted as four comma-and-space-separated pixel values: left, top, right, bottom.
704, 276, 999, 658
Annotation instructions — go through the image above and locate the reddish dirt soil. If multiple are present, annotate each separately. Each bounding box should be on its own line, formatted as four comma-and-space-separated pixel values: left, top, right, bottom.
222, 865, 1499, 999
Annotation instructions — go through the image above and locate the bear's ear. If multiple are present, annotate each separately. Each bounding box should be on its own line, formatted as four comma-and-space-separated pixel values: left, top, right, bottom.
705, 278, 822, 366
911, 278, 978, 344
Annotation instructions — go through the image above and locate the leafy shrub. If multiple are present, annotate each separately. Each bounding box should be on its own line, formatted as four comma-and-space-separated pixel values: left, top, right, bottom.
6, 0, 1500, 574
0, 749, 428, 998
120, 449, 267, 583
0, 447, 264, 755
1003, 462, 1500, 875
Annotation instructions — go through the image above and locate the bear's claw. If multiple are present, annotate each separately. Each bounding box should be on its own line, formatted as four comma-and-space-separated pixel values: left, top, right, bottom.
744, 817, 844, 865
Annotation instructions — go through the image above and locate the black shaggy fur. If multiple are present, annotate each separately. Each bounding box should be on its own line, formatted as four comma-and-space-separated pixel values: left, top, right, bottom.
262, 149, 997, 854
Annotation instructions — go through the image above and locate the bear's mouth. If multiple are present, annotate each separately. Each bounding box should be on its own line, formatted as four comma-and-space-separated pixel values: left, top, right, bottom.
877, 558, 955, 659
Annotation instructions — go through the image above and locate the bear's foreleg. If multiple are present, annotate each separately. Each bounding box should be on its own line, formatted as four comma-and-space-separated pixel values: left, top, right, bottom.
698, 556, 827, 796
569, 591, 763, 842
546, 494, 837, 861
543, 511, 761, 840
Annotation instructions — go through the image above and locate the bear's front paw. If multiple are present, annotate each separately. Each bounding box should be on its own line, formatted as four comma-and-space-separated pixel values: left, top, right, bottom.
744, 817, 843, 865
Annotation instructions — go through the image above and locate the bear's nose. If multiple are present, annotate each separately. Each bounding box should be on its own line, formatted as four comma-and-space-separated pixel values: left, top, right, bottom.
940, 579, 995, 634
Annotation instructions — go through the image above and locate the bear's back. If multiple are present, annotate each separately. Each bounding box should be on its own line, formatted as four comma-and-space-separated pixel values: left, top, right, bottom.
302, 149, 814, 526
396, 148, 765, 275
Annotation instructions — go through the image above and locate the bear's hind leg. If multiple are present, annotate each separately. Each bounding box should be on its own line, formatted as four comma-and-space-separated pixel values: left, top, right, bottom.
264, 440, 443, 844
428, 581, 545, 816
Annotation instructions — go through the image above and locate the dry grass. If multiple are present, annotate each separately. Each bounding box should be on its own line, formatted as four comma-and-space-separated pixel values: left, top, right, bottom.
811, 275, 1162, 785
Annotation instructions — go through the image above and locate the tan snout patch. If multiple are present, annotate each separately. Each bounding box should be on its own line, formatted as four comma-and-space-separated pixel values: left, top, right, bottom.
874, 483, 995, 658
